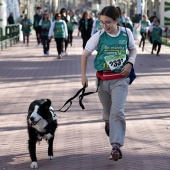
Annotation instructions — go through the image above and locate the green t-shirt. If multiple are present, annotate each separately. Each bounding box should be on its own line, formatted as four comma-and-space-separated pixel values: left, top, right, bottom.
152, 27, 162, 43
94, 19, 102, 34
67, 16, 76, 31
21, 19, 32, 33
53, 21, 66, 38
94, 31, 128, 72
41, 20, 51, 36
140, 20, 150, 33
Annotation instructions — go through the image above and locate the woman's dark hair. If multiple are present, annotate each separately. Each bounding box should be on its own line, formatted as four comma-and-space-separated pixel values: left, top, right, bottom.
116, 6, 121, 17
54, 13, 61, 20
36, 7, 41, 10
60, 8, 67, 15
100, 6, 119, 20
82, 11, 91, 19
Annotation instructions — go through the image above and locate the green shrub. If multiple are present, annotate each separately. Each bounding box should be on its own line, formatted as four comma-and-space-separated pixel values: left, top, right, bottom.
162, 37, 170, 46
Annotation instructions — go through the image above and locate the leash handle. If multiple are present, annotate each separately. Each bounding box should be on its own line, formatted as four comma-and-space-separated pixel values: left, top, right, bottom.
56, 83, 99, 112
55, 86, 85, 112
79, 85, 98, 110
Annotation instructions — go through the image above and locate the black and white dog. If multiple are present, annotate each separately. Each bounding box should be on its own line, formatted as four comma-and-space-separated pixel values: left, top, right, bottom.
27, 99, 58, 169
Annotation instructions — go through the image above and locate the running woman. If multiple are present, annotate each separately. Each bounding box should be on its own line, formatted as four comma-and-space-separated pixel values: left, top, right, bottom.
81, 6, 137, 161
135, 14, 151, 51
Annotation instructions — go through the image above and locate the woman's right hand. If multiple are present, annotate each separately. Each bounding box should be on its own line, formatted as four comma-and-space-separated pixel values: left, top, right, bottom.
81, 76, 88, 88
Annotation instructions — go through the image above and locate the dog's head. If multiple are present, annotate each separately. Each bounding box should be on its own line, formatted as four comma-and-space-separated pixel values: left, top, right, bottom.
28, 99, 53, 128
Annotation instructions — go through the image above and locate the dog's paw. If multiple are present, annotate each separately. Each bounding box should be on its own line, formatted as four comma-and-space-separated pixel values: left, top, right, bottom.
49, 156, 53, 160
30, 162, 38, 169
44, 133, 53, 140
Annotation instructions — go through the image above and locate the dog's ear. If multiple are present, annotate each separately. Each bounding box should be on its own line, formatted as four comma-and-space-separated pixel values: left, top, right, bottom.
42, 99, 51, 109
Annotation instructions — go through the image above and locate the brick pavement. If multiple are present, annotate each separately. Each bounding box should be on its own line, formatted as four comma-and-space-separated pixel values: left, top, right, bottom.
0, 30, 170, 170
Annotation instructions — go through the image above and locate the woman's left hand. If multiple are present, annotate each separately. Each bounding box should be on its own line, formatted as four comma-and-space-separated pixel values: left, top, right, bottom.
120, 63, 132, 77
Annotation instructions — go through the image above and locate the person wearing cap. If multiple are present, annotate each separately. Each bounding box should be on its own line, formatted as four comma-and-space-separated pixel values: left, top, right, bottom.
150, 19, 168, 56
20, 14, 32, 46
91, 11, 102, 36
39, 12, 51, 56
33, 7, 42, 46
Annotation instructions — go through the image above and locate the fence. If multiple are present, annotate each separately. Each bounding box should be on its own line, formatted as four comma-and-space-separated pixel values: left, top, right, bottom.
0, 24, 20, 50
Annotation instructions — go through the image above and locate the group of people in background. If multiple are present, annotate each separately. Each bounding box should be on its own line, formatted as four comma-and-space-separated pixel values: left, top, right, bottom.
135, 14, 168, 56
15, 5, 168, 58
18, 7, 78, 59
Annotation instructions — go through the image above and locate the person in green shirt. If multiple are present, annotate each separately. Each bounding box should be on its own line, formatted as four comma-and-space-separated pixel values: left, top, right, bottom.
21, 14, 32, 46
151, 19, 168, 56
39, 12, 51, 56
135, 14, 151, 51
33, 7, 42, 46
48, 13, 68, 59
81, 6, 137, 161
91, 11, 102, 35
67, 11, 78, 46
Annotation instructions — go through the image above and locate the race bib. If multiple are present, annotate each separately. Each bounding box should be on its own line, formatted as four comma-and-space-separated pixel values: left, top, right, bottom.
104, 54, 126, 70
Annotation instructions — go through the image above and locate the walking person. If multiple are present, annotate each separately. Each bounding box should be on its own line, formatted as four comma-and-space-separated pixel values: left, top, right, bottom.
151, 19, 168, 56
33, 7, 42, 46
81, 6, 137, 161
91, 11, 102, 36
67, 11, 78, 46
39, 12, 51, 56
78, 11, 93, 49
48, 13, 68, 59
7, 12, 15, 25
20, 14, 32, 46
125, 17, 133, 32
148, 16, 157, 44
135, 14, 151, 51
116, 7, 125, 26
60, 8, 69, 55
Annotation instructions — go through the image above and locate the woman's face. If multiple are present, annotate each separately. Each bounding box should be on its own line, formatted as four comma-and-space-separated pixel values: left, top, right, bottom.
143, 16, 147, 21
44, 14, 48, 19
56, 14, 61, 21
62, 11, 66, 16
100, 15, 118, 34
153, 17, 157, 22
155, 21, 159, 27
84, 12, 90, 19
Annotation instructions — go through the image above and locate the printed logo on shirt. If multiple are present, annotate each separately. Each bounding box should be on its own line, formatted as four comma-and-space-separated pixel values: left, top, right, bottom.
119, 40, 127, 44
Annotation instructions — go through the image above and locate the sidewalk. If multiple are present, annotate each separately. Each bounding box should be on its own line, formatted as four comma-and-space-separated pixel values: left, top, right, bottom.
0, 30, 170, 170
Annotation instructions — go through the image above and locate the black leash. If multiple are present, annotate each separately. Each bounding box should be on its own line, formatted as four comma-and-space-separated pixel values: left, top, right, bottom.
55, 85, 98, 112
